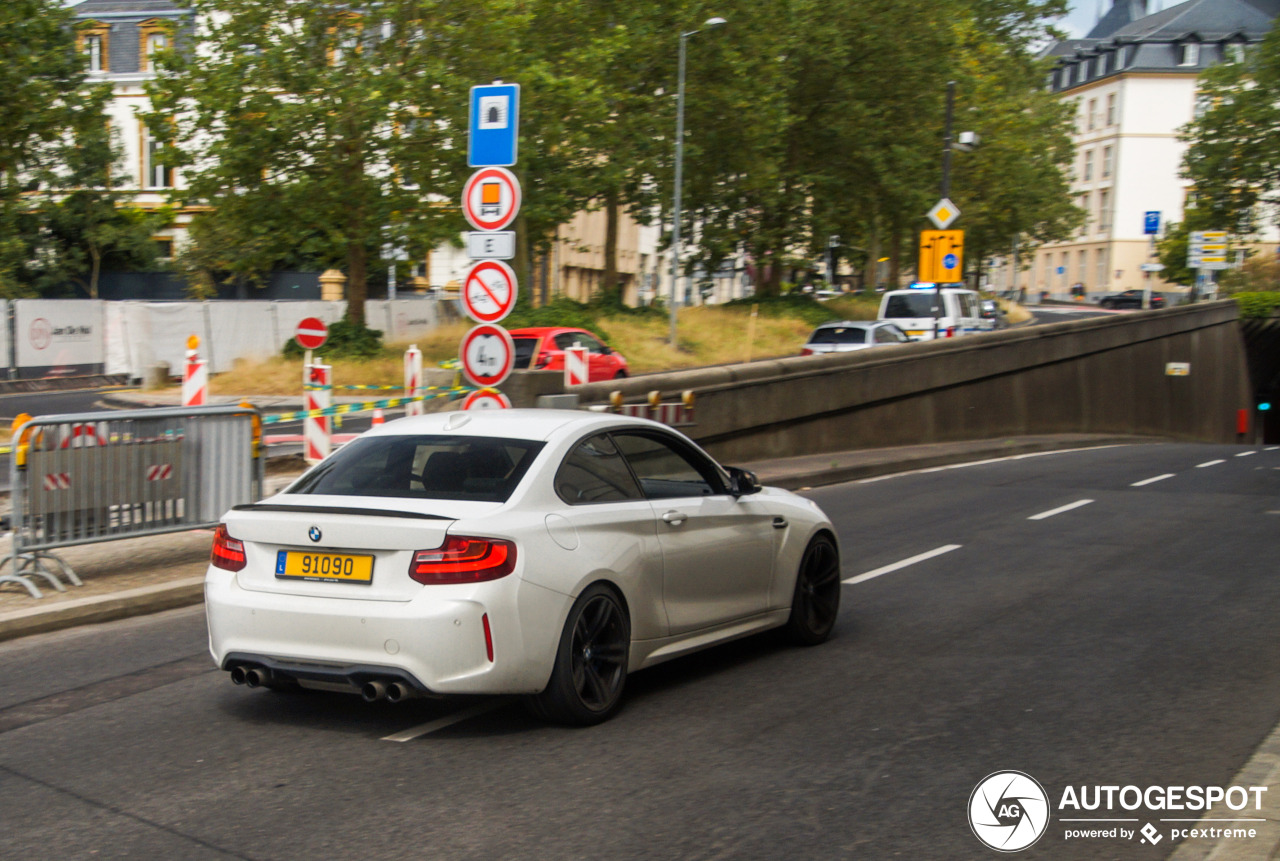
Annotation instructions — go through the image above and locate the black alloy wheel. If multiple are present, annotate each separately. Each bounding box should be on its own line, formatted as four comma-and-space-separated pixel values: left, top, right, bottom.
785, 535, 841, 646
527, 584, 630, 725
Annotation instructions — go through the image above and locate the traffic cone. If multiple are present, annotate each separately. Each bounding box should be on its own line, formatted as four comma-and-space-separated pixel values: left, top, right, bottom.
372, 408, 384, 426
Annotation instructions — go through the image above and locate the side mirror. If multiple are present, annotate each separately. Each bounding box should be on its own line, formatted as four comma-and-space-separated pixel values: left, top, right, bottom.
726, 466, 762, 497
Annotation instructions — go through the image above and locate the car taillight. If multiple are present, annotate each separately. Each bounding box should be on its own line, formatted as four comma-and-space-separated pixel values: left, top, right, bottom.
409, 536, 516, 585
211, 524, 246, 572
800, 347, 814, 356
534, 351, 552, 369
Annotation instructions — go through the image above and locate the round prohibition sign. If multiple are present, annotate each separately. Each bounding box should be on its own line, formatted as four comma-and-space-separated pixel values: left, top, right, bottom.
295, 317, 328, 350
462, 260, 518, 324
462, 388, 512, 411
462, 167, 522, 231
459, 323, 515, 389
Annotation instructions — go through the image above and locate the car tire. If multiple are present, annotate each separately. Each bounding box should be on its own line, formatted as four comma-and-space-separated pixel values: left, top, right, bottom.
613, 370, 628, 380
784, 535, 841, 646
526, 583, 630, 726
1100, 299, 1114, 309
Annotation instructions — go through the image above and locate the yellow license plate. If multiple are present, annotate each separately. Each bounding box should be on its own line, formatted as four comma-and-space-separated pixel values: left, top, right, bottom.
275, 550, 374, 584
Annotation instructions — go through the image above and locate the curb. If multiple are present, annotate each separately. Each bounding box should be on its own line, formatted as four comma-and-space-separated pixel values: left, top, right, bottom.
0, 578, 204, 643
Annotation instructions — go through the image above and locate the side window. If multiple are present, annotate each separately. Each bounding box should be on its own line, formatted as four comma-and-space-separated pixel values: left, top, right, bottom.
555, 433, 643, 504
874, 326, 896, 344
613, 432, 724, 499
554, 332, 586, 350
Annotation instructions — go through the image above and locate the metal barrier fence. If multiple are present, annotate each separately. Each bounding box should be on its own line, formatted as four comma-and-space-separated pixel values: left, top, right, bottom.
2, 404, 264, 598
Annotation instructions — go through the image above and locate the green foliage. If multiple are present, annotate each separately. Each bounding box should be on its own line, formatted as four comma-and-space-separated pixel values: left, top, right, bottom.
283, 319, 384, 358
1234, 292, 1280, 318
1180, 23, 1280, 234
0, 0, 152, 297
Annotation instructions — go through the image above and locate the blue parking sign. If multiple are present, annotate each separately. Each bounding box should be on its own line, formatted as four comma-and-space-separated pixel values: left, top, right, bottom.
1143, 211, 1160, 235
469, 84, 520, 167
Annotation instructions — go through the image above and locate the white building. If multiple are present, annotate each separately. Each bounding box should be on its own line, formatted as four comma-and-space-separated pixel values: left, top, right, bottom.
1010, 0, 1277, 301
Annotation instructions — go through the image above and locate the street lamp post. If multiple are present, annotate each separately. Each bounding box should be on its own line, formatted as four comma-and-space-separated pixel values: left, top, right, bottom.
669, 16, 726, 347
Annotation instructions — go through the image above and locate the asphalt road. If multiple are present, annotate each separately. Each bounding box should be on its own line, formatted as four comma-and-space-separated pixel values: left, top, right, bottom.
0, 444, 1277, 860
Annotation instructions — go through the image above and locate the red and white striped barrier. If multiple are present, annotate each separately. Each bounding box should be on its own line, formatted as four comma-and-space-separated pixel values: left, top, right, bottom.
404, 345, 423, 417
43, 473, 71, 491
146, 463, 173, 482
564, 345, 589, 387
304, 362, 332, 463
182, 334, 208, 406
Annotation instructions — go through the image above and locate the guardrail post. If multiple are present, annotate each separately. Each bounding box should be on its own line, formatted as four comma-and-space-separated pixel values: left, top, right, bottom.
404, 345, 423, 417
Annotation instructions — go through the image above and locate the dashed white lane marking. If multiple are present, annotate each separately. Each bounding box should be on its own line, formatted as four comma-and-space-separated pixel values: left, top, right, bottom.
1267, 447, 1278, 452
1236, 451, 1258, 458
1196, 459, 1226, 468
842, 545, 963, 585
1131, 474, 1174, 487
1028, 499, 1095, 521
383, 701, 507, 742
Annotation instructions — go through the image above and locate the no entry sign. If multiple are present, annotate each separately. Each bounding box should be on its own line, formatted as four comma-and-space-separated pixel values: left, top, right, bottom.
462, 167, 522, 231
295, 317, 328, 350
462, 260, 518, 324
459, 324, 515, 389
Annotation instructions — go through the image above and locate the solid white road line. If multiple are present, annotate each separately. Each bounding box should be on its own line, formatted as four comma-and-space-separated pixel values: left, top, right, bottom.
1195, 459, 1226, 468
1235, 451, 1258, 458
855, 445, 1129, 484
1028, 499, 1095, 521
843, 544, 962, 585
1131, 474, 1174, 487
382, 701, 507, 742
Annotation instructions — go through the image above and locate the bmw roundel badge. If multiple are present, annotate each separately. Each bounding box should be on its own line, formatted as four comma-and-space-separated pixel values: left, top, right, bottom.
308, 526, 322, 543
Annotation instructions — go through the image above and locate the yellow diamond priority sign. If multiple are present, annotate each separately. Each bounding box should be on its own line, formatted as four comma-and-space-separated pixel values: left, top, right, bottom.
927, 198, 960, 230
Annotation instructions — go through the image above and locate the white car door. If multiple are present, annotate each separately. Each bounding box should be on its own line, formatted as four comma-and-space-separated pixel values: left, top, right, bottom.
612, 431, 776, 635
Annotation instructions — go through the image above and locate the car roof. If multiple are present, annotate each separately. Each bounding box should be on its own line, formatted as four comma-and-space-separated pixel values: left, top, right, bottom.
507, 326, 591, 338
358, 408, 668, 444
813, 320, 878, 330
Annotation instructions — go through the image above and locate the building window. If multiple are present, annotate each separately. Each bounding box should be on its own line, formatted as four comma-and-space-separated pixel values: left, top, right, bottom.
1088, 99, 1098, 130
1083, 150, 1094, 182
153, 237, 174, 259
140, 22, 168, 73
1117, 45, 1129, 69
1179, 43, 1199, 67
1106, 94, 1117, 125
144, 134, 173, 189
1095, 249, 1108, 288
1098, 190, 1110, 231
1080, 193, 1090, 234
1226, 43, 1246, 64
1060, 253, 1070, 289
79, 24, 109, 73
1102, 146, 1113, 178
1077, 250, 1088, 287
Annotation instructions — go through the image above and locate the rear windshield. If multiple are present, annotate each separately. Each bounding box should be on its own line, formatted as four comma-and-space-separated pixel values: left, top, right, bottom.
809, 326, 869, 346
512, 337, 538, 369
287, 435, 544, 503
884, 294, 939, 318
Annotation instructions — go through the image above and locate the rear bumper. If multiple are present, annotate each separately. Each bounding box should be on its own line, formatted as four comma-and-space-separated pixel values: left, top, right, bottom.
205, 568, 571, 695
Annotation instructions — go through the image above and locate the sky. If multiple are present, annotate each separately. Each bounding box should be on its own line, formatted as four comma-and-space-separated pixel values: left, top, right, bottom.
1057, 0, 1171, 38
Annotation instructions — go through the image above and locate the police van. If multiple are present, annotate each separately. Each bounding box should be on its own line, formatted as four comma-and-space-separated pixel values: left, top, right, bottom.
877, 283, 983, 341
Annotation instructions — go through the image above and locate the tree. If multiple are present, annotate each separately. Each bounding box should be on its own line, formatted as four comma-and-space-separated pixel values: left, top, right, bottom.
148, 0, 492, 326
1180, 22, 1280, 234
0, 0, 144, 296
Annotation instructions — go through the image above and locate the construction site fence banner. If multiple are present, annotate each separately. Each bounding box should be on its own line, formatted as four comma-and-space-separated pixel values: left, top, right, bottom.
4, 298, 456, 381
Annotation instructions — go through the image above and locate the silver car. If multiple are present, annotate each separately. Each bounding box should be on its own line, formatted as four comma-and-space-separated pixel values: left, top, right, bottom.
801, 320, 909, 355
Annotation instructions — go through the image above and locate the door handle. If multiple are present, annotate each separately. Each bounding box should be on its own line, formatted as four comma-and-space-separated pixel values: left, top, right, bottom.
772, 516, 788, 529
661, 510, 688, 526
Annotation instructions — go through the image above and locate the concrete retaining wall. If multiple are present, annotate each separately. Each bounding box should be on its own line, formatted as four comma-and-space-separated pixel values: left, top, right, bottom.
574, 301, 1252, 462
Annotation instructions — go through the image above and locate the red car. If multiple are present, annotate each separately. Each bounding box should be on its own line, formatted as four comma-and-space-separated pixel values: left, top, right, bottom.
508, 327, 630, 381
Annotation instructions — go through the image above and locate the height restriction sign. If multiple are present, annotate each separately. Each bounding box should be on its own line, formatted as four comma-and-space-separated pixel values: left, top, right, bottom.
459, 324, 515, 389
462, 260, 518, 324
462, 167, 521, 231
